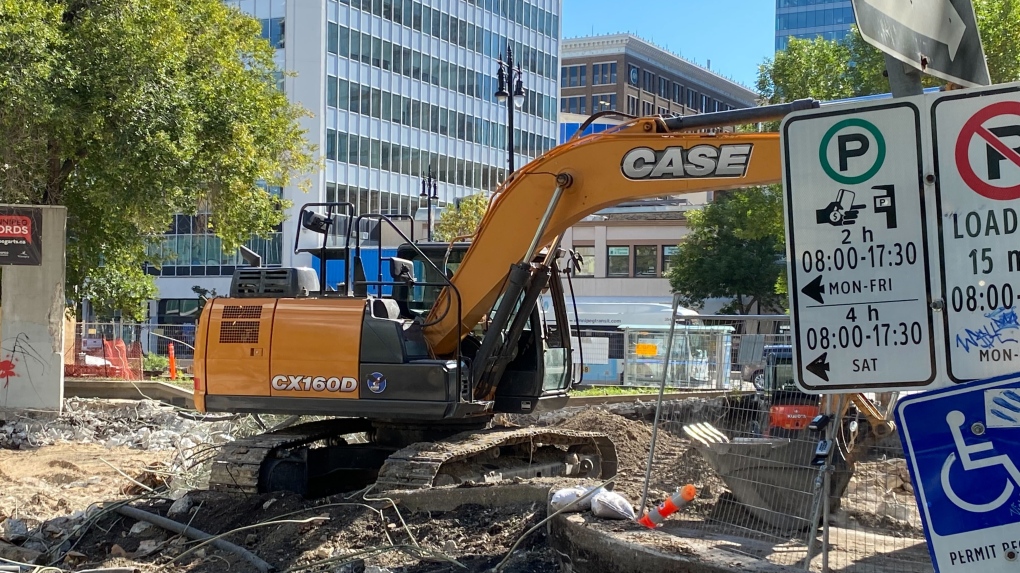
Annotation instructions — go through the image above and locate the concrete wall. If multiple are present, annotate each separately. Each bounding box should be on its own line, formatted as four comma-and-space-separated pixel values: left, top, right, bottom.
0, 206, 66, 413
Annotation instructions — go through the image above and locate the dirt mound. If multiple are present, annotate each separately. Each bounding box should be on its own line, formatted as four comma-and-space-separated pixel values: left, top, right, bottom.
554, 407, 725, 516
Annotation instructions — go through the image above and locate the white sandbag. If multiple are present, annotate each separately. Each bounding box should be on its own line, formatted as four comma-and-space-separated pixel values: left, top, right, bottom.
590, 490, 636, 520
550, 485, 605, 512
550, 487, 590, 512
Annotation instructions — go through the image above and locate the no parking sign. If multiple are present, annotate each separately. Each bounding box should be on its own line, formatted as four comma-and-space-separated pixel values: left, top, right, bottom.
933, 84, 1020, 382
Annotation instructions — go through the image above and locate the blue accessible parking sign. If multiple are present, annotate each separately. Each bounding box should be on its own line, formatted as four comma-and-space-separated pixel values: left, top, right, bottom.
898, 373, 1020, 572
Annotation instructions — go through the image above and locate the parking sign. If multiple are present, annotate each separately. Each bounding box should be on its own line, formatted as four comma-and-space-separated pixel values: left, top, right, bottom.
898, 373, 1020, 571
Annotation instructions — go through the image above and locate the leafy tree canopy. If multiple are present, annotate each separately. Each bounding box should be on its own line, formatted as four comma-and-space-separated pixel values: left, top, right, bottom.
758, 0, 1020, 106
433, 194, 490, 242
667, 187, 786, 314
0, 0, 314, 320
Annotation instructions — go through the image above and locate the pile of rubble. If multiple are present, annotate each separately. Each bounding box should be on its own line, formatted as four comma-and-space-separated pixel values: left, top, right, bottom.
0, 397, 236, 451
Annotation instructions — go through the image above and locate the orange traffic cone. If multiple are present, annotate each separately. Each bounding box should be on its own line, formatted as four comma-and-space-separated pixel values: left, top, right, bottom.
638, 484, 697, 528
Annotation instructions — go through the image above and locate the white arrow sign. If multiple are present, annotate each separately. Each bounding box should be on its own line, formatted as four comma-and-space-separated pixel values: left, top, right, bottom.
859, 0, 967, 60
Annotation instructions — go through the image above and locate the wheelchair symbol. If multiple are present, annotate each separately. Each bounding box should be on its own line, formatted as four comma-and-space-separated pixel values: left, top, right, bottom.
942, 410, 1020, 513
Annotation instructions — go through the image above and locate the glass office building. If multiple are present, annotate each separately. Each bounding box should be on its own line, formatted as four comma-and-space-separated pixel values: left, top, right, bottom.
775, 0, 855, 51
151, 0, 561, 312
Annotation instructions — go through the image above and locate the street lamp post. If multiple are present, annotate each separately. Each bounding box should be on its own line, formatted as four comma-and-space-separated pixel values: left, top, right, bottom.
420, 166, 438, 241
494, 42, 526, 175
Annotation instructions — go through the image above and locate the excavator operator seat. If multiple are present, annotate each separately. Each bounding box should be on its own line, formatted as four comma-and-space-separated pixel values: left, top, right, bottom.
371, 298, 402, 320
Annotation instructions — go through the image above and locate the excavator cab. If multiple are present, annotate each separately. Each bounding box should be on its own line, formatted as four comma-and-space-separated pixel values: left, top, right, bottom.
387, 240, 575, 414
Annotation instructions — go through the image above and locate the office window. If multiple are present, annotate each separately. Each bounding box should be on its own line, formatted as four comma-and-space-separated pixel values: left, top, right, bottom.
658, 77, 669, 99
662, 245, 679, 273
573, 246, 595, 276
627, 95, 639, 116
561, 65, 586, 87
642, 70, 655, 93
560, 96, 586, 114
326, 75, 338, 108
326, 129, 337, 160
327, 22, 338, 54
607, 246, 630, 277
592, 93, 616, 111
260, 18, 285, 49
634, 246, 657, 277
641, 100, 654, 115
592, 62, 616, 85
672, 82, 683, 104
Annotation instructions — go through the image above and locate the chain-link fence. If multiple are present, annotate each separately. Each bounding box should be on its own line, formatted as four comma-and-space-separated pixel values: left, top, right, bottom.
65, 322, 196, 380
639, 309, 931, 573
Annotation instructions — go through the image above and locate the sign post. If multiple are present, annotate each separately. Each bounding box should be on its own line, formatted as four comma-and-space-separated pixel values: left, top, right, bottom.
783, 98, 937, 392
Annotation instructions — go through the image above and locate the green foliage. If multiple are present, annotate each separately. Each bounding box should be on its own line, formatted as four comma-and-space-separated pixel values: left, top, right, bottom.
667, 187, 786, 314
433, 194, 490, 242
0, 0, 314, 318
143, 353, 169, 372
974, 0, 1020, 84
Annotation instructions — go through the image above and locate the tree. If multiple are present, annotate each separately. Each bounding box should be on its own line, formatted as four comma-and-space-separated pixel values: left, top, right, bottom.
974, 0, 1020, 84
758, 2, 1020, 104
0, 0, 314, 319
667, 187, 786, 314
433, 194, 490, 242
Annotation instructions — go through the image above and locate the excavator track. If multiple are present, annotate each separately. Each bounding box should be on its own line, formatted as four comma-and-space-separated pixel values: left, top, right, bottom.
376, 427, 618, 490
209, 418, 373, 495
210, 420, 618, 495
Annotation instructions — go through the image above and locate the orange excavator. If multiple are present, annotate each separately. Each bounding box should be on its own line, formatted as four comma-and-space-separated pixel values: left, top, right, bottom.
192, 100, 820, 497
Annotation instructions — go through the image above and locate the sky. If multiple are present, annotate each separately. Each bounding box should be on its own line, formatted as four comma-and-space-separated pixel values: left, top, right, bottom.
561, 0, 776, 90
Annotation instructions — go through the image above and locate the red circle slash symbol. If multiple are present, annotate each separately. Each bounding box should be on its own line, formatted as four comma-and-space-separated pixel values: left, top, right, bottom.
955, 100, 1020, 201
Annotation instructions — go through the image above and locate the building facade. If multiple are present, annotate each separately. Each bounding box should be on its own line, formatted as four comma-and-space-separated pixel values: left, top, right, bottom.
149, 0, 562, 321
559, 34, 757, 118
775, 0, 855, 51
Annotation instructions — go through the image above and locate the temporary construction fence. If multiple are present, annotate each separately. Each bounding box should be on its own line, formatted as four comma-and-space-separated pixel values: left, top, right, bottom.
638, 296, 930, 573
65, 322, 196, 380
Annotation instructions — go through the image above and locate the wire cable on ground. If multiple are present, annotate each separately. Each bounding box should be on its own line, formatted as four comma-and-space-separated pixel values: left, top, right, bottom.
491, 476, 616, 573
116, 505, 278, 573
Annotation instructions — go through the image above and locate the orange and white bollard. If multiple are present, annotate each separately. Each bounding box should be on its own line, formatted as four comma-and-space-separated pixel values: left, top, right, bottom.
637, 484, 697, 528
168, 342, 177, 381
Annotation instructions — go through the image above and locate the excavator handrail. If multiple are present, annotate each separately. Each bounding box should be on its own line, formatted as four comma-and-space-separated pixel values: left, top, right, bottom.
347, 212, 465, 378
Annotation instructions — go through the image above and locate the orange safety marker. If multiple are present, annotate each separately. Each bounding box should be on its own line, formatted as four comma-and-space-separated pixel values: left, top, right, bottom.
168, 342, 177, 381
637, 484, 697, 528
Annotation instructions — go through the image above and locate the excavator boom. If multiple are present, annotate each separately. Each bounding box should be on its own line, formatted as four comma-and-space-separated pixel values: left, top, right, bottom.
423, 101, 817, 355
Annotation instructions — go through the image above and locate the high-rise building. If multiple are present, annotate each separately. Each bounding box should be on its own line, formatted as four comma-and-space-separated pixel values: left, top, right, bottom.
775, 0, 856, 51
148, 0, 562, 322
559, 34, 757, 121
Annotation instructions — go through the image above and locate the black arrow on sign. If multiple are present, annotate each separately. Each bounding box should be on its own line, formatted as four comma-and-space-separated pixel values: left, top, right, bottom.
807, 353, 831, 382
801, 275, 825, 304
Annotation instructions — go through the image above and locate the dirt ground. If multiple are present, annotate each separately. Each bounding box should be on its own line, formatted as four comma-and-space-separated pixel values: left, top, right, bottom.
0, 403, 932, 573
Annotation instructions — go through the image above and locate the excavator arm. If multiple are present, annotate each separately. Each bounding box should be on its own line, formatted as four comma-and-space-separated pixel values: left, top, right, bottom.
423, 101, 818, 356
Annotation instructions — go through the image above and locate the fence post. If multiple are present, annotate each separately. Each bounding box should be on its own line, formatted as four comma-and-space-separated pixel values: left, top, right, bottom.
638, 292, 682, 516
168, 342, 177, 381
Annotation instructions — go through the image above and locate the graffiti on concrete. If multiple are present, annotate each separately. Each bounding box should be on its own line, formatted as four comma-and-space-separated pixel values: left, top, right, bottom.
0, 333, 49, 408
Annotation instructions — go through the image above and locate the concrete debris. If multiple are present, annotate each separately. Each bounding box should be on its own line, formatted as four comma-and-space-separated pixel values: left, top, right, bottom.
167, 495, 193, 518
0, 398, 235, 452
129, 521, 154, 536
0, 518, 28, 543
0, 539, 41, 564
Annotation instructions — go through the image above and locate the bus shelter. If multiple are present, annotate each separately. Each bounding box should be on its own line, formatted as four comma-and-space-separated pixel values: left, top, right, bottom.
618, 323, 734, 389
